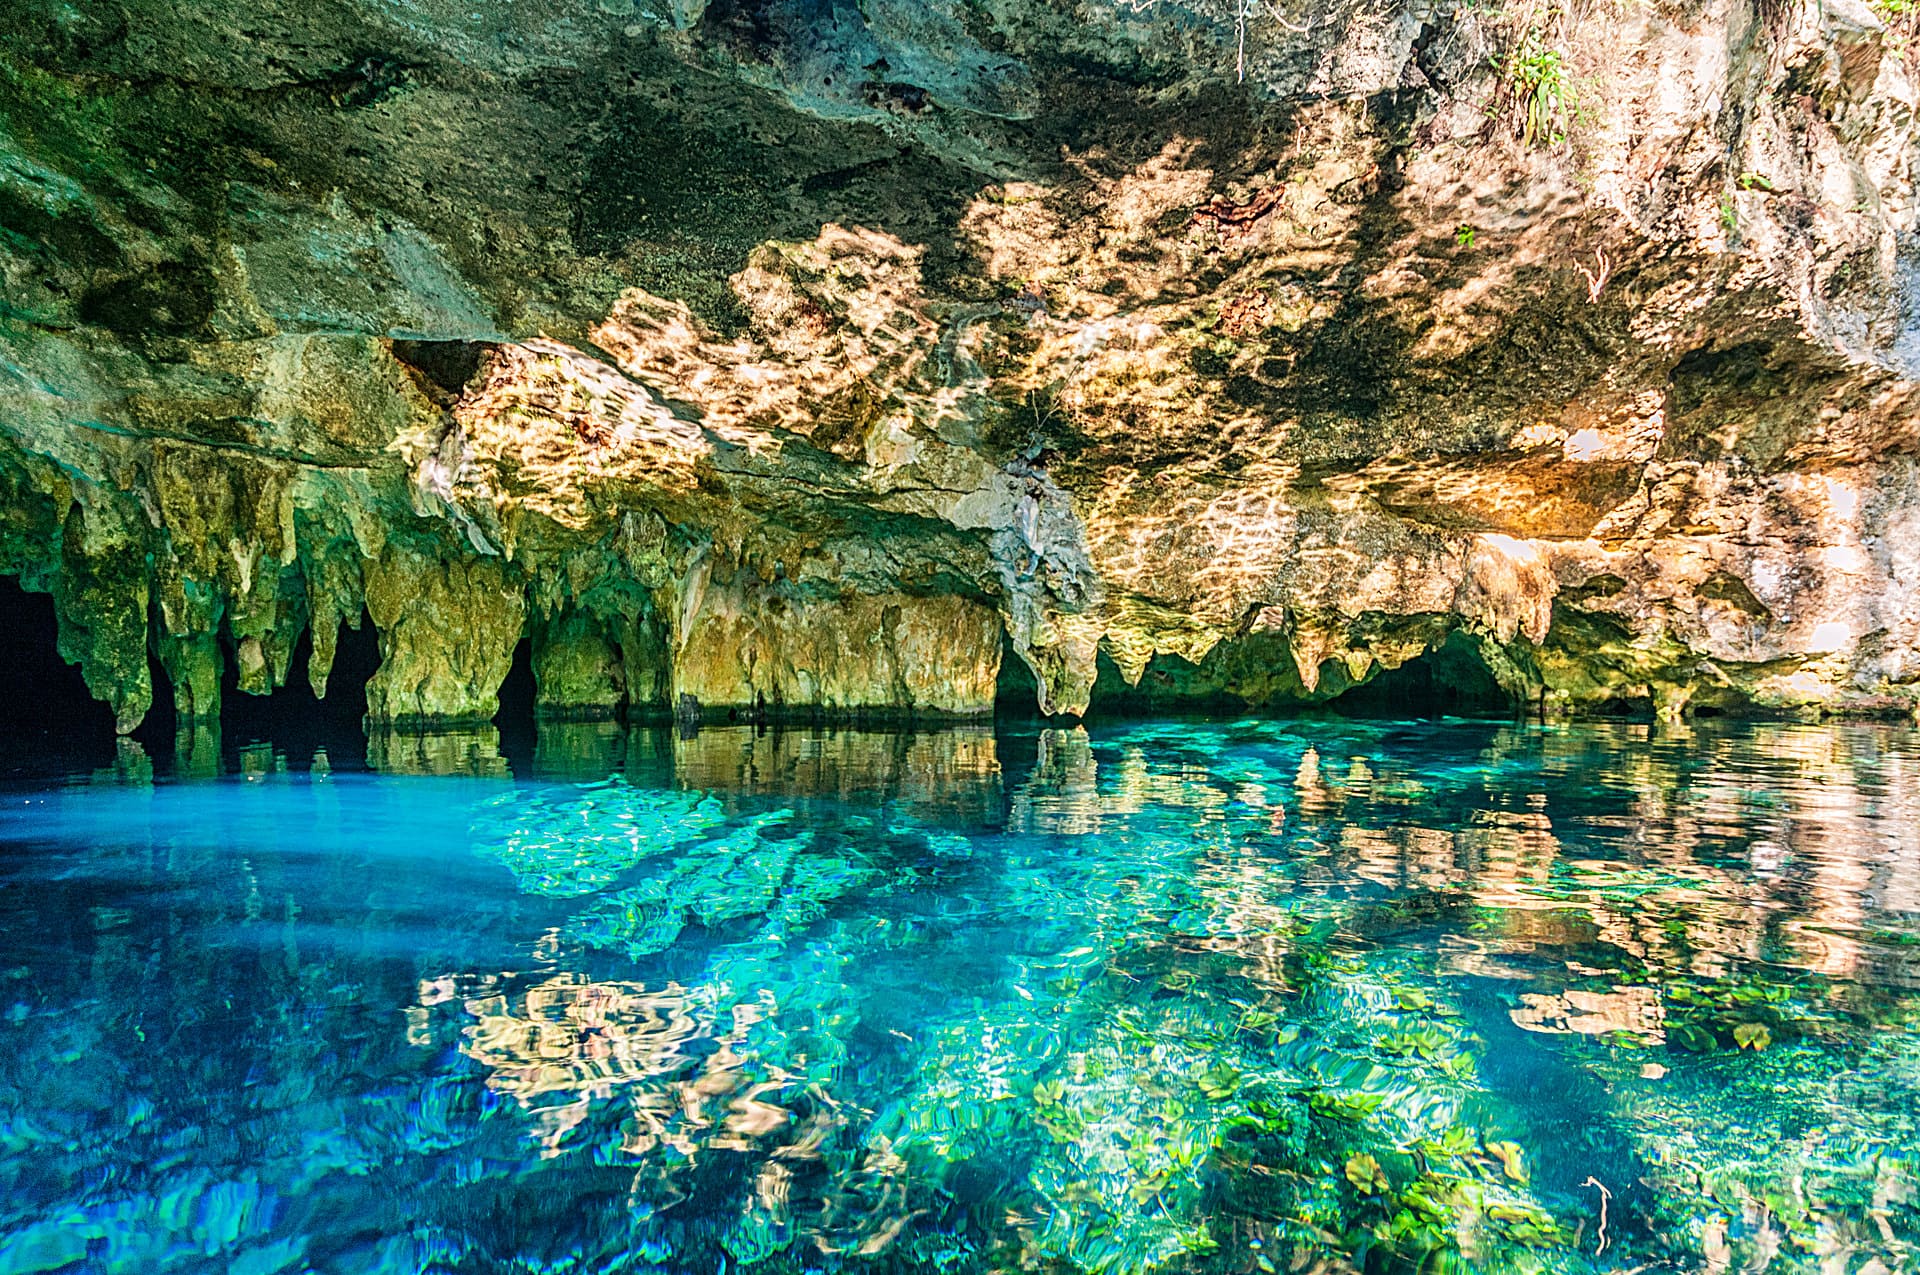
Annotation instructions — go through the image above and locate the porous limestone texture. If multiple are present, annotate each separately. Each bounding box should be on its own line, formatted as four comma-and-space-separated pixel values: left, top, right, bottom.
1, 0, 1917, 726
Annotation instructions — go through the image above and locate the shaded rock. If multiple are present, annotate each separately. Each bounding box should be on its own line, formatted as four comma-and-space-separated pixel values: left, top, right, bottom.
531, 608, 626, 719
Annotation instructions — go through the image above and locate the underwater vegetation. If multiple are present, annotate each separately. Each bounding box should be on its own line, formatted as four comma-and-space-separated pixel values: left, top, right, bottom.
0, 719, 1916, 1274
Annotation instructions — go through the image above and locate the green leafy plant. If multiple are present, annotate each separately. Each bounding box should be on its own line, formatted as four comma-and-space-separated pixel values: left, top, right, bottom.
1454, 224, 1477, 249
1871, 0, 1918, 62
1671, 1021, 1719, 1052
1493, 26, 1574, 146
1309, 1089, 1386, 1120
1197, 1060, 1242, 1099
1416, 1125, 1480, 1160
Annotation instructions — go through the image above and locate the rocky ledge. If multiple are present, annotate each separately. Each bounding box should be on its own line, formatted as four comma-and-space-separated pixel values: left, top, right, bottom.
2, 0, 1917, 729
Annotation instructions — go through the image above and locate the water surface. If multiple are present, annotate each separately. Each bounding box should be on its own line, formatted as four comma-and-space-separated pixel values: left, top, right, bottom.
1, 718, 1917, 1274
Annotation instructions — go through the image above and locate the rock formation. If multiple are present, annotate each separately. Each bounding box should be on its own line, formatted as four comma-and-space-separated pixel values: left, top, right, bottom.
2, 0, 1916, 727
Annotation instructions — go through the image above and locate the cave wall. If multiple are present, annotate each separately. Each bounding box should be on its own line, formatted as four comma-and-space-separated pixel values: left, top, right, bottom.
1, 0, 1917, 728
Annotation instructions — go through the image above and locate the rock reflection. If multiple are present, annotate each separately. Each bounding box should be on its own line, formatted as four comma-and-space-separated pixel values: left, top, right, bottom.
363, 720, 1010, 828
1001, 718, 1920, 1273
87, 735, 154, 787
365, 724, 511, 776
2, 718, 1916, 1275
666, 725, 1004, 829
1008, 727, 1106, 834
171, 722, 221, 779
412, 964, 924, 1259
429, 972, 714, 1154
531, 718, 629, 778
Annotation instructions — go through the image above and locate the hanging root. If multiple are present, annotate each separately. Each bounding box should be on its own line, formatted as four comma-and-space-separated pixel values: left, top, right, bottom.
1581, 1176, 1612, 1256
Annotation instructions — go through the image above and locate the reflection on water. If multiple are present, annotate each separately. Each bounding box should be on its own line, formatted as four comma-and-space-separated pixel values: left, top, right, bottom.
365, 724, 514, 778
0, 719, 1917, 1274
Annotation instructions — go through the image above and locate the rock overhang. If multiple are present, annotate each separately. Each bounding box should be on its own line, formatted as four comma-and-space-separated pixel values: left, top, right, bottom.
1, 0, 1917, 729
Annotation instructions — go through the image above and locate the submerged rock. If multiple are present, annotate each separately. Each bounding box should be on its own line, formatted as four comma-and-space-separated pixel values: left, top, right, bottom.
1, 0, 1917, 726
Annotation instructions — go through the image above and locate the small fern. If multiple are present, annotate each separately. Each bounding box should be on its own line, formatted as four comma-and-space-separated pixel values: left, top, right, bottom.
1495, 27, 1573, 146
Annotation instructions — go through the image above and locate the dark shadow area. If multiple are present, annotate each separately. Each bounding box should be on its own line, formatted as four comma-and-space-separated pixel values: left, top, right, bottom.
992, 630, 1046, 723
494, 637, 539, 774
0, 576, 120, 776
1078, 646, 1250, 719
1029, 632, 1524, 722
215, 615, 384, 770
1590, 695, 1656, 720
221, 620, 380, 731
1326, 632, 1517, 720
390, 339, 490, 403
995, 636, 1242, 723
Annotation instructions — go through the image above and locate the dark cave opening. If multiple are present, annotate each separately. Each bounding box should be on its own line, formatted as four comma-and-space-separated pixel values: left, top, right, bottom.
390, 338, 491, 402
497, 637, 537, 724
993, 630, 1043, 719
491, 638, 540, 768
139, 614, 389, 774
216, 615, 383, 746
0, 581, 407, 774
0, 576, 120, 772
1325, 632, 1517, 720
1045, 630, 1524, 721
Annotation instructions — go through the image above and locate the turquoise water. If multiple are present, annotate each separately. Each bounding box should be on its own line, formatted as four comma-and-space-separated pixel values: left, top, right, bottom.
1, 719, 1917, 1275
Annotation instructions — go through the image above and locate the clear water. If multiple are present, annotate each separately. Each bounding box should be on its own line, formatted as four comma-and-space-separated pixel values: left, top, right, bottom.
2, 718, 1917, 1275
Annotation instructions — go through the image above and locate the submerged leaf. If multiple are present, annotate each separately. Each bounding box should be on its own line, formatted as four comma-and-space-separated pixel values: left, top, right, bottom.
1345, 1152, 1390, 1194
1198, 1061, 1242, 1100
1484, 1140, 1528, 1184
1670, 1022, 1718, 1053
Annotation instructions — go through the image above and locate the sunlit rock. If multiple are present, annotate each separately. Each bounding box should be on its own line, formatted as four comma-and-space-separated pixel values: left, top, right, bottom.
1, 0, 1917, 727
672, 574, 1003, 718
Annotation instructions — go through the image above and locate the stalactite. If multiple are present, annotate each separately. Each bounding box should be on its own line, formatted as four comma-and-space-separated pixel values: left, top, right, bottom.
53, 503, 151, 734
155, 630, 222, 722
362, 546, 528, 723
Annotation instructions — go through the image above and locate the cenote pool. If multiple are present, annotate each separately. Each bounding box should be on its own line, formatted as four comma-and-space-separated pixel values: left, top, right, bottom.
1, 718, 1916, 1275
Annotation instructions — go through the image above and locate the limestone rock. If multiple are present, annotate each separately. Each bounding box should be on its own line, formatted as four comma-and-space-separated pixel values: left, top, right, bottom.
672, 570, 1003, 718
531, 609, 627, 719
1, 0, 1917, 726
363, 549, 527, 724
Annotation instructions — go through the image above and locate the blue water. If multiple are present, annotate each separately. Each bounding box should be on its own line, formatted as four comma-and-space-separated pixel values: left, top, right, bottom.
1, 718, 1917, 1275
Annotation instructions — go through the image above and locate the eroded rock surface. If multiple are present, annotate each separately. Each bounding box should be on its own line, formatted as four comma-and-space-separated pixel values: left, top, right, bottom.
1, 0, 1916, 725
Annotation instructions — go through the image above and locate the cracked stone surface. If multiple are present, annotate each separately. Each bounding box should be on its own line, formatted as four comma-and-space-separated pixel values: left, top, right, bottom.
1, 0, 1917, 726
